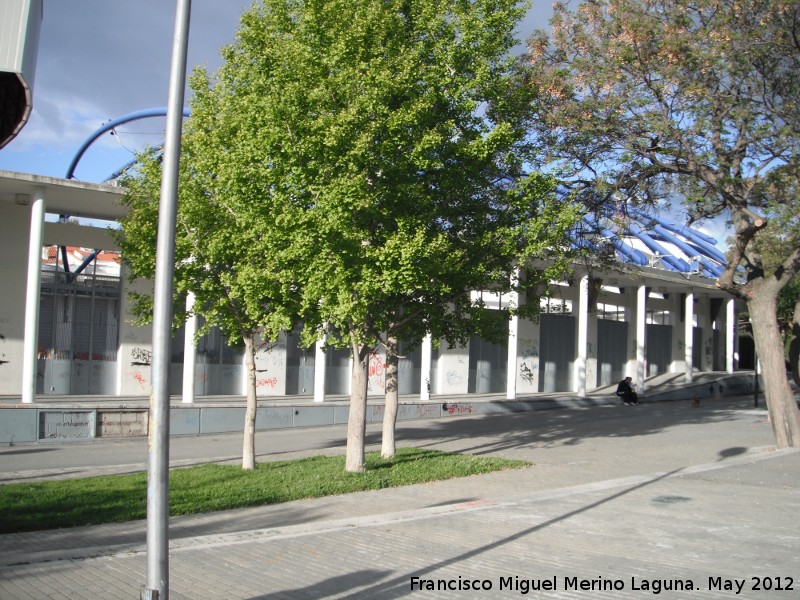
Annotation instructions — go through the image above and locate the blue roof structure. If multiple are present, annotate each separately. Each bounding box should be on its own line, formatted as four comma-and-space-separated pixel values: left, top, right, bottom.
564, 180, 728, 280
586, 209, 727, 279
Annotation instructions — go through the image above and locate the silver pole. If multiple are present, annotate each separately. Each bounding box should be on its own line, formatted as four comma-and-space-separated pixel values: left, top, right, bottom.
142, 1, 191, 599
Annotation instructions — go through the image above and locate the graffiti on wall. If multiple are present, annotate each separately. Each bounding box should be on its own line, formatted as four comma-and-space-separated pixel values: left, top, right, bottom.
0, 332, 7, 366
518, 338, 538, 387
444, 402, 473, 415
254, 338, 285, 391
368, 348, 387, 392
520, 338, 539, 359
446, 370, 464, 386
369, 403, 441, 420
520, 362, 536, 385
132, 371, 146, 388
130, 347, 152, 366
257, 377, 279, 389
257, 338, 286, 367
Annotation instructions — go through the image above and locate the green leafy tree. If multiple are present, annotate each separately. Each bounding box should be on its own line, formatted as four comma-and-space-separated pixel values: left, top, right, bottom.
526, 0, 800, 447
192, 0, 579, 472
116, 142, 299, 470
376, 168, 572, 460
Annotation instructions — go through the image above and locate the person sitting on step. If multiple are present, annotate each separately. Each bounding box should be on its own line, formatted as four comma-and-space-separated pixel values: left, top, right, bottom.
616, 376, 639, 405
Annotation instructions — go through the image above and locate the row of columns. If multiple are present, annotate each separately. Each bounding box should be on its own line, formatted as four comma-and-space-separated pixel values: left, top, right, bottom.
308, 334, 435, 403
504, 274, 738, 401
21, 220, 737, 404
173, 274, 738, 404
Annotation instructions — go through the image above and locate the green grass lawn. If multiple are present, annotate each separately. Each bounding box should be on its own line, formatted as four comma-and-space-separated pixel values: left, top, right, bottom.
0, 448, 528, 534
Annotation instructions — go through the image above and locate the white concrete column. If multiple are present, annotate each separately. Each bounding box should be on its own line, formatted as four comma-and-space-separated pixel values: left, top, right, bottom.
505, 276, 521, 399
21, 188, 45, 404
313, 336, 327, 402
636, 285, 647, 392
625, 288, 637, 379
506, 312, 519, 399
240, 348, 248, 395
515, 315, 540, 394
685, 291, 694, 383
347, 354, 354, 395
696, 294, 711, 371
116, 266, 154, 396
181, 291, 197, 403
436, 341, 470, 395
420, 333, 432, 400
669, 292, 682, 374
726, 298, 736, 373
505, 270, 521, 400
574, 274, 589, 396
366, 342, 386, 397
587, 309, 598, 391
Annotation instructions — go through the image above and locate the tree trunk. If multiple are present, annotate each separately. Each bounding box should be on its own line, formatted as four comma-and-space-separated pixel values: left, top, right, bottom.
346, 340, 370, 472
242, 333, 257, 470
381, 336, 399, 459
748, 292, 800, 448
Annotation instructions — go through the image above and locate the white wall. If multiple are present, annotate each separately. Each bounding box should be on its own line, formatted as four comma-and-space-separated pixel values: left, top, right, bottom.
367, 343, 387, 396
0, 201, 31, 394
515, 316, 541, 394
435, 342, 470, 395
253, 332, 288, 397
696, 294, 713, 371
117, 269, 153, 395
670, 292, 686, 374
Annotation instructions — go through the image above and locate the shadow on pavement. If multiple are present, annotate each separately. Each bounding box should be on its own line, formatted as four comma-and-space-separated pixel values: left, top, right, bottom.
366, 398, 765, 458
246, 468, 683, 600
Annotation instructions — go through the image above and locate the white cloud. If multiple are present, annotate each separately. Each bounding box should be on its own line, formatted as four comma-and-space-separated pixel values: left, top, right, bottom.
9, 95, 111, 151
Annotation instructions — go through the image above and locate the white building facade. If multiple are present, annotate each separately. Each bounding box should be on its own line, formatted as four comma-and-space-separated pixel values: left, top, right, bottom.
0, 171, 742, 403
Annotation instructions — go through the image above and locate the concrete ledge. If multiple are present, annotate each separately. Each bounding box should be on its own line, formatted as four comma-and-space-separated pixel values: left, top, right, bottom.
0, 373, 761, 444
0, 408, 37, 445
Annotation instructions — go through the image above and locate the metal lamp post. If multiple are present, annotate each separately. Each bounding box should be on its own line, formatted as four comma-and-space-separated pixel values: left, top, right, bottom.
141, 1, 192, 598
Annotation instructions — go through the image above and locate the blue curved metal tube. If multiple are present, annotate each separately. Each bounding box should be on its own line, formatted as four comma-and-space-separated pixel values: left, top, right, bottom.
59, 246, 70, 273
567, 232, 595, 251
650, 225, 724, 277
627, 223, 690, 272
66, 107, 190, 180
662, 222, 727, 264
581, 216, 649, 265
633, 210, 727, 264
611, 237, 649, 265
72, 249, 100, 277
106, 156, 143, 182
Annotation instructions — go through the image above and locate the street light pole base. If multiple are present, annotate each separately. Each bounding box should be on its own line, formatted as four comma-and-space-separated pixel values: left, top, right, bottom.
140, 586, 160, 600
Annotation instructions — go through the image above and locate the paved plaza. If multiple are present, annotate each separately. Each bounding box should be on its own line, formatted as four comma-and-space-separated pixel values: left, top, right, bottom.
0, 394, 798, 599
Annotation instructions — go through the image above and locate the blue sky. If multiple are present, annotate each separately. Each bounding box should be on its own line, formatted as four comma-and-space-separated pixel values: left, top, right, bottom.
0, 1, 729, 244
0, 1, 553, 185
0, 1, 254, 183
